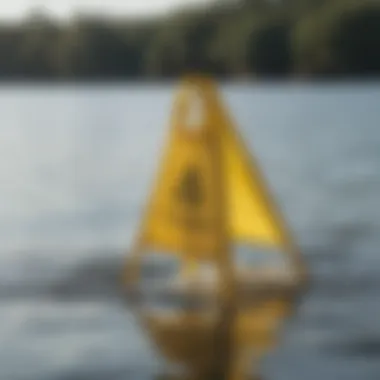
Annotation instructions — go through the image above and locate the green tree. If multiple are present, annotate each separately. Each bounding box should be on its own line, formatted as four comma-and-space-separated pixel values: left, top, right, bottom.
247, 20, 292, 77
332, 1, 380, 75
292, 0, 380, 77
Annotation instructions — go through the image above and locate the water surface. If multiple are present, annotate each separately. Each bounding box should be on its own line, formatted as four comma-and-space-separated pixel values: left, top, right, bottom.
0, 83, 379, 380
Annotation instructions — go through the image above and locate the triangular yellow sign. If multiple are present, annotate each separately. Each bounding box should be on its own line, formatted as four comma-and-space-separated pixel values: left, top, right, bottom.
136, 76, 303, 273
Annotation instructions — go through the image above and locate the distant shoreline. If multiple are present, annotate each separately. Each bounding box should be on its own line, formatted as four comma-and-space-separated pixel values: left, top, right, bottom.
0, 1, 379, 81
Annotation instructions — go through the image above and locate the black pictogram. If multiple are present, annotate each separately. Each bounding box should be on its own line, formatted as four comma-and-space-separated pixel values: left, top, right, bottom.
176, 166, 203, 207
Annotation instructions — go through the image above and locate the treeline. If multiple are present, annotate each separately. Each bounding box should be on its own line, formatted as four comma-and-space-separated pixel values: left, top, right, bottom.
1, 0, 380, 80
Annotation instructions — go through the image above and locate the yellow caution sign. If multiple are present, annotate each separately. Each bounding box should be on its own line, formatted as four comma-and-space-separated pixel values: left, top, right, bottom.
137, 76, 301, 266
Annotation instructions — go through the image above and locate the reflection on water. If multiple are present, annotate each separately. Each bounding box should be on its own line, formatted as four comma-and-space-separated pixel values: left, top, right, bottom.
0, 83, 380, 379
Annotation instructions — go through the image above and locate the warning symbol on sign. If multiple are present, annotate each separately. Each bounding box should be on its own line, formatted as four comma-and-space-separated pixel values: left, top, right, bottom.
176, 166, 203, 207
136, 75, 298, 259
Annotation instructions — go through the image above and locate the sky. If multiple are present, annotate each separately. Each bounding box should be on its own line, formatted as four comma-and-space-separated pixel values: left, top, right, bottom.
0, 0, 215, 20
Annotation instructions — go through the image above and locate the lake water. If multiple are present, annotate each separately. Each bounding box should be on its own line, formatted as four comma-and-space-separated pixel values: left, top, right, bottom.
0, 83, 380, 380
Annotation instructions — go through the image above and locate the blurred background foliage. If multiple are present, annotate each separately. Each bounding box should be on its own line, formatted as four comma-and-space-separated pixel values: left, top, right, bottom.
0, 0, 379, 80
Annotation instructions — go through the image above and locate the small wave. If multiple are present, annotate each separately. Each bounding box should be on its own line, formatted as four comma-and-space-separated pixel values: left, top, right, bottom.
325, 337, 380, 358
0, 250, 174, 301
